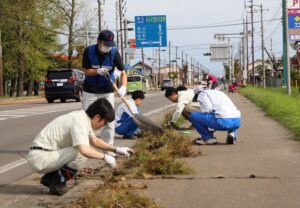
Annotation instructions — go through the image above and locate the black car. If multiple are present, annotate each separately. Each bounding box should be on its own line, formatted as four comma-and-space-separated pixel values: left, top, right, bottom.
45, 69, 84, 103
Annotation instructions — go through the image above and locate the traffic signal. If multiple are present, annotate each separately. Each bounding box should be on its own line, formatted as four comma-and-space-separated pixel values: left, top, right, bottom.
203, 53, 212, 56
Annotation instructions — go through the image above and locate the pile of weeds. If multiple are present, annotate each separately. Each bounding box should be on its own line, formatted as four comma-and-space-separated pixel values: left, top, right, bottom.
63, 113, 200, 208
120, 128, 200, 177
66, 182, 160, 208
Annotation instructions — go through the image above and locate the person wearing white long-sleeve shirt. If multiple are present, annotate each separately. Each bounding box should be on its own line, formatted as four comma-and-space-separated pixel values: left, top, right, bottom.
190, 87, 241, 145
115, 90, 145, 139
165, 86, 200, 128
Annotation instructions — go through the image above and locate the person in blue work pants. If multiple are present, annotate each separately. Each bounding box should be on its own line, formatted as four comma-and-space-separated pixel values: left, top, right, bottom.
115, 90, 145, 139
190, 87, 241, 145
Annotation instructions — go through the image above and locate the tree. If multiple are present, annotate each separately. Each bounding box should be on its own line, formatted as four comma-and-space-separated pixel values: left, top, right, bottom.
182, 64, 188, 85
48, 0, 94, 69
0, 0, 63, 96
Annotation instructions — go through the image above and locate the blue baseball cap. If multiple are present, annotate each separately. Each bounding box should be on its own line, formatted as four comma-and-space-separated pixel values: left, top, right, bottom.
97, 30, 116, 47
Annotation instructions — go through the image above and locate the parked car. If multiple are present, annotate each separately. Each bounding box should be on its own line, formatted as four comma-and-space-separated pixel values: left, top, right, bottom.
127, 74, 146, 94
161, 79, 173, 91
45, 69, 84, 103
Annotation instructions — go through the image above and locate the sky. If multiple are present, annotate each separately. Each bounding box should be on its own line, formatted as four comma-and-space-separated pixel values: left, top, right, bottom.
99, 0, 284, 77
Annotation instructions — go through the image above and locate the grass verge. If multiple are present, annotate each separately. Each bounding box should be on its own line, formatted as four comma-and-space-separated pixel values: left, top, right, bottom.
239, 86, 300, 138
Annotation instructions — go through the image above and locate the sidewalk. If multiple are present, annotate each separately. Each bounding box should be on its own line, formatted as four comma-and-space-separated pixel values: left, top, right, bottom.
136, 93, 300, 208
0, 96, 46, 105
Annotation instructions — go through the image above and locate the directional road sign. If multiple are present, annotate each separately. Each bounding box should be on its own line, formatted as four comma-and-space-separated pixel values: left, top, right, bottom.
135, 15, 167, 48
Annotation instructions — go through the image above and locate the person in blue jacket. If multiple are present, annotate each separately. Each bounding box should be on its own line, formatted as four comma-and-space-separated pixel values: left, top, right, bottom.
82, 30, 127, 146
115, 90, 145, 139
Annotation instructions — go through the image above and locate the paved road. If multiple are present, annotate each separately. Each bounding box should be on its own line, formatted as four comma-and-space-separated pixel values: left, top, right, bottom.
0, 91, 173, 186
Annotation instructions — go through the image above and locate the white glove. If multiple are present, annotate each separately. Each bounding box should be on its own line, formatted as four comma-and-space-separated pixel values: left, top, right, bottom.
104, 153, 116, 168
118, 86, 127, 97
116, 147, 134, 158
96, 68, 108, 76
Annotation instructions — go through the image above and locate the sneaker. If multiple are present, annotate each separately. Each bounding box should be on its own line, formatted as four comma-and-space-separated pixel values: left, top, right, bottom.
194, 138, 217, 145
193, 138, 206, 145
205, 138, 217, 145
49, 182, 68, 196
40, 177, 50, 188
226, 132, 235, 144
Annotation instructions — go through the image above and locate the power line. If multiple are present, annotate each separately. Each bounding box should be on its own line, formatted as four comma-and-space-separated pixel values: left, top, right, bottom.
167, 18, 281, 31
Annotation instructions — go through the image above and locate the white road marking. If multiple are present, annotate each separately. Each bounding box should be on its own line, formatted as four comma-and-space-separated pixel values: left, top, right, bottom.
0, 92, 168, 175
0, 158, 28, 175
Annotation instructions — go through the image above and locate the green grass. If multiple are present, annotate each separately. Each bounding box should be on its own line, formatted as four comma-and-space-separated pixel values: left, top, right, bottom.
239, 86, 300, 138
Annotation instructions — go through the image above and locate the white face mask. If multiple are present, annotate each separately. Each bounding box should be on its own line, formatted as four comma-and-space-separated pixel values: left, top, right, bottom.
99, 45, 112, 53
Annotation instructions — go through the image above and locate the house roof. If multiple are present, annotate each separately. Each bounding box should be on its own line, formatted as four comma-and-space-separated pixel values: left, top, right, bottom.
131, 61, 152, 70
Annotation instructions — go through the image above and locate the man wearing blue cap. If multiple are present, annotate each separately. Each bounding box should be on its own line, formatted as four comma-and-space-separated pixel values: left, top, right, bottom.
82, 30, 127, 147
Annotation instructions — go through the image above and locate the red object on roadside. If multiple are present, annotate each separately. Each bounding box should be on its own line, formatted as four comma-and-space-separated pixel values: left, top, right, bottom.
229, 83, 238, 93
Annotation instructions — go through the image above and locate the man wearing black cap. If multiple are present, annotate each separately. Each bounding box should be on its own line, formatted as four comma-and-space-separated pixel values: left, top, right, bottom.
82, 29, 127, 147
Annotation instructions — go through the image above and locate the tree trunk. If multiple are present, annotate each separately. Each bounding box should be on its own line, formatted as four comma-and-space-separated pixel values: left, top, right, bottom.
27, 79, 34, 96
10, 78, 16, 97
34, 81, 39, 95
67, 0, 75, 69
16, 57, 25, 97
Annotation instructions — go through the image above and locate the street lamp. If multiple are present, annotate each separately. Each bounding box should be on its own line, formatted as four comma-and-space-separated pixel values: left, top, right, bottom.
116, 28, 134, 61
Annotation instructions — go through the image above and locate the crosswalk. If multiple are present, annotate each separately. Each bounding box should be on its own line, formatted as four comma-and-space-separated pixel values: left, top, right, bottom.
0, 102, 82, 121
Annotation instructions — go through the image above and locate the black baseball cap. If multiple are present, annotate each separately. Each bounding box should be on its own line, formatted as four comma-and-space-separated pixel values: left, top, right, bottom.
97, 30, 116, 47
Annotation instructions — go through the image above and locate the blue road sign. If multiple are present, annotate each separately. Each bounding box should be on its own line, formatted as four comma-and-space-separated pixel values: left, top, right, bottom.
288, 15, 300, 29
288, 9, 300, 41
135, 15, 167, 48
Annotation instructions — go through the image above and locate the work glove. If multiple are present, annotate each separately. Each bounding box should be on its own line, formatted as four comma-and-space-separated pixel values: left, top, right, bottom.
96, 68, 108, 76
118, 85, 127, 97
103, 153, 116, 168
167, 120, 175, 129
115, 147, 134, 158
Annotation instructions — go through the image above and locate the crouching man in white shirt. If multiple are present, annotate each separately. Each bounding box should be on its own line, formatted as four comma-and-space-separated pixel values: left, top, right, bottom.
190, 87, 241, 145
115, 90, 145, 139
165, 86, 200, 128
27, 98, 133, 196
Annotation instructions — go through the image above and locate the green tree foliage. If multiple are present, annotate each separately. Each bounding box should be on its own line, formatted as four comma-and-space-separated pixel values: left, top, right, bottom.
0, 0, 62, 96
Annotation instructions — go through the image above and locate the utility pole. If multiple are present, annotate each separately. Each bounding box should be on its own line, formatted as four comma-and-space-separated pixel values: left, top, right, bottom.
181, 50, 184, 85
0, 31, 3, 96
242, 18, 247, 83
175, 46, 178, 74
190, 57, 193, 84
185, 53, 188, 85
168, 41, 171, 73
260, 4, 266, 88
158, 47, 161, 84
116, 0, 119, 51
181, 50, 184, 67
250, 0, 255, 85
270, 38, 274, 77
123, 18, 128, 65
97, 0, 102, 32
118, 0, 124, 60
141, 48, 145, 80
246, 15, 249, 83
283, 0, 291, 95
